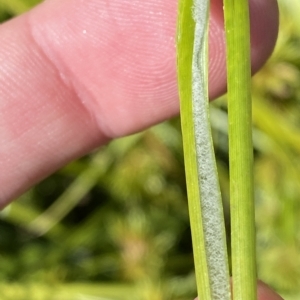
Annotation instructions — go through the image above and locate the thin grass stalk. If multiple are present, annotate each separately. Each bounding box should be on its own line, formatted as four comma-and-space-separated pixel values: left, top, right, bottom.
177, 0, 230, 299
0, 0, 30, 14
223, 0, 257, 299
177, 1, 210, 297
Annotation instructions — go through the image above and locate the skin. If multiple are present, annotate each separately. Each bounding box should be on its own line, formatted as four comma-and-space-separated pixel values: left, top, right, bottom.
0, 0, 282, 298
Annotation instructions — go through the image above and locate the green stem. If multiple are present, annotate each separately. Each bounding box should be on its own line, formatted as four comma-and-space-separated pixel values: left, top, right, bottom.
177, 1, 210, 297
177, 0, 230, 299
224, 0, 257, 299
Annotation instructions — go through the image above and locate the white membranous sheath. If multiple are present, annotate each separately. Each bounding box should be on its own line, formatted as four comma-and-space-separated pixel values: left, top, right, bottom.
192, 0, 231, 299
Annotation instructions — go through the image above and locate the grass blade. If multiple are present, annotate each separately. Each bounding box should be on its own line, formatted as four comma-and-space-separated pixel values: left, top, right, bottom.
224, 0, 257, 298
177, 0, 230, 298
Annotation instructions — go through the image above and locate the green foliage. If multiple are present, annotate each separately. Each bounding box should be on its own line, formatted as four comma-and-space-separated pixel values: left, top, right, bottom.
1, 0, 300, 299
224, 0, 256, 298
0, 0, 39, 17
177, 0, 230, 298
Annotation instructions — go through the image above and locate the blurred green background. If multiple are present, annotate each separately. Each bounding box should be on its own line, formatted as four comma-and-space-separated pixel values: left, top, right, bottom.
0, 0, 300, 299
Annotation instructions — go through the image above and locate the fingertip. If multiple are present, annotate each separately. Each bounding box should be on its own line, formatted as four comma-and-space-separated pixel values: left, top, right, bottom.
208, 0, 279, 98
257, 280, 284, 300
249, 0, 279, 72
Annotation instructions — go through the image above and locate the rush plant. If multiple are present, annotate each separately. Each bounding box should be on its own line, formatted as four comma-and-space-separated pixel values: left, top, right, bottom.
177, 0, 256, 299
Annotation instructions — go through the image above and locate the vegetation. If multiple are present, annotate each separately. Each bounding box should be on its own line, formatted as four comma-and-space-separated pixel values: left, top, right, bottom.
0, 0, 300, 299
177, 0, 230, 298
223, 0, 256, 299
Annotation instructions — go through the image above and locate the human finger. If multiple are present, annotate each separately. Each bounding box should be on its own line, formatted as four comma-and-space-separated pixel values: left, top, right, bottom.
0, 0, 278, 205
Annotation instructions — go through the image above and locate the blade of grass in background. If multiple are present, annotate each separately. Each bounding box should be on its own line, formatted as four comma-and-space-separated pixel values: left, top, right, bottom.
224, 0, 257, 298
26, 151, 107, 236
177, 0, 230, 298
0, 0, 40, 15
27, 134, 142, 236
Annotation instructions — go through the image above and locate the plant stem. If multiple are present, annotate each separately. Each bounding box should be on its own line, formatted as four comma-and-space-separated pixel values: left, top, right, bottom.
177, 1, 210, 297
177, 0, 230, 299
224, 0, 257, 299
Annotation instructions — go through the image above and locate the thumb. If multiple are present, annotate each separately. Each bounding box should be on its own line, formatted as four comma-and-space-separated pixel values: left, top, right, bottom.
257, 280, 284, 300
